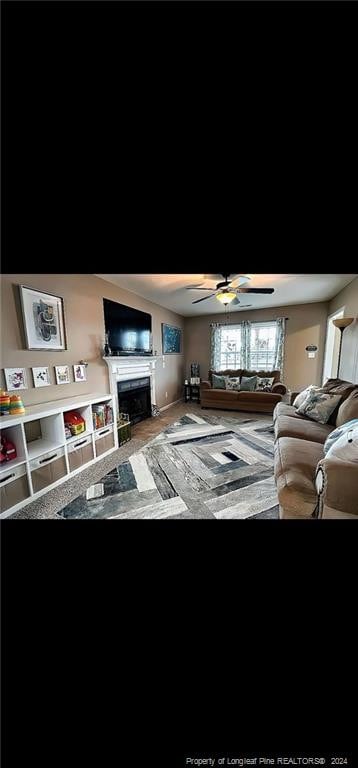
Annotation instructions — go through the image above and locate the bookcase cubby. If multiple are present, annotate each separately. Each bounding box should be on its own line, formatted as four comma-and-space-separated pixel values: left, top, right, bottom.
0, 393, 117, 518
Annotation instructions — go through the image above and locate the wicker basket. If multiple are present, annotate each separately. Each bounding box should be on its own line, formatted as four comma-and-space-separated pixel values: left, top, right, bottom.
117, 412, 131, 446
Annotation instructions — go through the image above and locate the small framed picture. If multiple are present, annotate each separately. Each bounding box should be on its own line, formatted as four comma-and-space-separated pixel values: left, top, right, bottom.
19, 285, 67, 351
4, 367, 28, 391
55, 365, 70, 385
32, 366, 51, 388
73, 364, 86, 382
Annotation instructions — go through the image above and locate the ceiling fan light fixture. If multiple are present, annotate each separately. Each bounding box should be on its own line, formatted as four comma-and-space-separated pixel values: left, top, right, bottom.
216, 291, 236, 305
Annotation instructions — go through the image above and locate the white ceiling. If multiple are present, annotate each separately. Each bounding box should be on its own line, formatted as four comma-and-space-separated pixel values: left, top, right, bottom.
95, 274, 358, 317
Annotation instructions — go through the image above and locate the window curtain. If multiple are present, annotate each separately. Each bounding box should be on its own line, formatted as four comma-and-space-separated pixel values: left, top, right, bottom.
274, 317, 287, 378
241, 321, 251, 369
210, 323, 221, 371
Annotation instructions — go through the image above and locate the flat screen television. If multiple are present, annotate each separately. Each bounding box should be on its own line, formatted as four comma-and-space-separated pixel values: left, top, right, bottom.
103, 298, 152, 355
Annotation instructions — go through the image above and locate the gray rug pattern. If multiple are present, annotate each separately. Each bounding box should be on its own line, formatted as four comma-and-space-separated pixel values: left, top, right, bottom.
59, 413, 279, 520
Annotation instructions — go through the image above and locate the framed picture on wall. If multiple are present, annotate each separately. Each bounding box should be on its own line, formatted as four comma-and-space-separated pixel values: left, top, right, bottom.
32, 366, 51, 388
55, 365, 70, 385
73, 364, 86, 382
4, 367, 28, 391
162, 323, 182, 354
19, 285, 67, 350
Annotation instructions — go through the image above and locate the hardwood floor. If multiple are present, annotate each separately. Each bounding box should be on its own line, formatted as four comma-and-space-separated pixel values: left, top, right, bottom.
132, 400, 270, 441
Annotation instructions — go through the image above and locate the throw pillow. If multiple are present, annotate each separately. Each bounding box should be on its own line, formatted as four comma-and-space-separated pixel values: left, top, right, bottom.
212, 373, 227, 389
324, 421, 358, 462
296, 391, 342, 424
240, 375, 258, 392
323, 418, 358, 455
256, 376, 275, 391
293, 385, 320, 409
225, 377, 241, 391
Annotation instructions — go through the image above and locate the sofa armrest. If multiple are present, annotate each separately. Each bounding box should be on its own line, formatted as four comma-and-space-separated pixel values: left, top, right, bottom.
315, 457, 358, 518
200, 380, 212, 391
272, 382, 287, 396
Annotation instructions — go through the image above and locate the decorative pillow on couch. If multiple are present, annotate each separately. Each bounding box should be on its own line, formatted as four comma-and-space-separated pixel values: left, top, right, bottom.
225, 377, 241, 391
240, 376, 258, 392
296, 391, 342, 424
212, 374, 227, 389
324, 420, 358, 462
256, 376, 275, 391
293, 385, 320, 409
323, 419, 358, 456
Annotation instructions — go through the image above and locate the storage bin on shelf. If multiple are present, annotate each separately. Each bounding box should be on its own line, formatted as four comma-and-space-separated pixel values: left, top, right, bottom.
94, 425, 115, 456
67, 434, 94, 471
0, 464, 30, 512
30, 446, 67, 493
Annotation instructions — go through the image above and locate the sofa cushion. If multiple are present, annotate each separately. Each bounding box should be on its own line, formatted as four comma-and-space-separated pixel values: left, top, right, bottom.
324, 418, 358, 456
240, 375, 258, 391
256, 376, 275, 391
204, 388, 239, 401
292, 385, 321, 409
322, 379, 358, 424
212, 373, 227, 389
275, 437, 324, 518
225, 377, 241, 390
273, 403, 307, 421
275, 415, 333, 444
336, 390, 358, 427
296, 391, 342, 424
237, 390, 280, 404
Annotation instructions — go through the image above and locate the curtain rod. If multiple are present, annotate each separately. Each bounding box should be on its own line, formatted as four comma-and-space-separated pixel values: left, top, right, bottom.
210, 317, 289, 326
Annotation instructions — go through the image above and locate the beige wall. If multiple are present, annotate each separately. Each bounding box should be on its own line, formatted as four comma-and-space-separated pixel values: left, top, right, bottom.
184, 302, 329, 392
328, 277, 358, 383
0, 274, 185, 408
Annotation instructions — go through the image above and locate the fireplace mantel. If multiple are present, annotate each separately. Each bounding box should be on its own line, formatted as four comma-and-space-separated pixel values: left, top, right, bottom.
103, 356, 159, 417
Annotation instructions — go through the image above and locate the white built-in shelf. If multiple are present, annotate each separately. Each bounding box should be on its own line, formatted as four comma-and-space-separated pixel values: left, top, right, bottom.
0, 393, 113, 428
0, 392, 117, 518
0, 457, 28, 474
27, 439, 65, 461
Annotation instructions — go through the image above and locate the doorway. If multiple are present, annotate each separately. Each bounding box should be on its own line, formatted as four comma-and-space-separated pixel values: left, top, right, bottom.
322, 308, 344, 383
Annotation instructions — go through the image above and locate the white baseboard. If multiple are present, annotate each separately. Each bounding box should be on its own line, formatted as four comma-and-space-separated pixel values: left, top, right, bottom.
159, 397, 184, 412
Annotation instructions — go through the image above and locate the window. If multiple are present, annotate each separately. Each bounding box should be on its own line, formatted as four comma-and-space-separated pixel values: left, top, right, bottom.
218, 325, 242, 369
215, 321, 278, 370
249, 322, 278, 370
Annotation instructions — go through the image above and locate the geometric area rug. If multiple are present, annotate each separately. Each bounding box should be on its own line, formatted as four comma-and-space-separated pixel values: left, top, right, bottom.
58, 412, 279, 519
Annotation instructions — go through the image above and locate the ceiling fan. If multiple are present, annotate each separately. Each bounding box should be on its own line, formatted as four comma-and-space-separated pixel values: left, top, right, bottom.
186, 274, 275, 305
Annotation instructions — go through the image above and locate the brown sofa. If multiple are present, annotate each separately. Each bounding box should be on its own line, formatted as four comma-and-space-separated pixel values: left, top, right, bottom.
200, 369, 287, 414
273, 378, 358, 519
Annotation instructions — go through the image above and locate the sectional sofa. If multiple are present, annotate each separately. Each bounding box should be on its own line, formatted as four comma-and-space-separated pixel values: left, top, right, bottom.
273, 378, 358, 519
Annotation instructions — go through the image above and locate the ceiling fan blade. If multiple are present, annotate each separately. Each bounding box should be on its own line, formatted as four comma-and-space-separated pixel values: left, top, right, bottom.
230, 275, 251, 288
238, 288, 274, 294
192, 293, 216, 304
185, 286, 215, 291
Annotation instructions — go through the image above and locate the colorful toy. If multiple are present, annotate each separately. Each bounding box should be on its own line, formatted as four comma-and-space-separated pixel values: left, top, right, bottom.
0, 389, 11, 415
0, 434, 17, 463
64, 411, 85, 436
9, 395, 25, 415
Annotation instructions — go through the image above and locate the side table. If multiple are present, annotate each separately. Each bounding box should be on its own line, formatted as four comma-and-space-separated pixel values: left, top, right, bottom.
184, 383, 201, 404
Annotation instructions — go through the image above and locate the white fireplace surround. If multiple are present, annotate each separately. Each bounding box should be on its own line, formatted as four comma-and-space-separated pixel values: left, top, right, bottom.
103, 356, 158, 418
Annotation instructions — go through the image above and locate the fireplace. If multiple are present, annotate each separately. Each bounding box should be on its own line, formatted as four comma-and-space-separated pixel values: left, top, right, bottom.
117, 377, 152, 425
